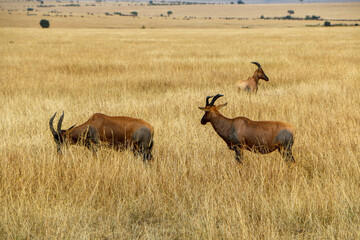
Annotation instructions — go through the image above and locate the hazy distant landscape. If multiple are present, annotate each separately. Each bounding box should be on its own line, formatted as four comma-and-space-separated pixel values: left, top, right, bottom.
17, 0, 359, 3
1, 1, 359, 29
139, 0, 359, 2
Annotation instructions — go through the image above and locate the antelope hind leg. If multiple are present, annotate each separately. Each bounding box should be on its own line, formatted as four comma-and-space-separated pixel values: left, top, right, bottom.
132, 127, 153, 162
275, 130, 295, 163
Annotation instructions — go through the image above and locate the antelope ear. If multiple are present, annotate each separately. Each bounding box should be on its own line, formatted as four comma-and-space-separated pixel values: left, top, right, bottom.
216, 102, 228, 110
198, 107, 209, 111
67, 124, 77, 132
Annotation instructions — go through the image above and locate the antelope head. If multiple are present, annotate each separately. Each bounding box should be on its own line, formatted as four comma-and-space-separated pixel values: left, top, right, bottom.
198, 94, 227, 125
49, 112, 76, 153
252, 62, 269, 82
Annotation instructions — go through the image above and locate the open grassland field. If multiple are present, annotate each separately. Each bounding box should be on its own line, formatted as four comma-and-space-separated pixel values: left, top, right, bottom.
0, 26, 359, 239
1, 2, 360, 28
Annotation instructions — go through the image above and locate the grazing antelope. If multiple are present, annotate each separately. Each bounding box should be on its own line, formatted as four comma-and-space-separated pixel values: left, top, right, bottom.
49, 112, 154, 161
237, 62, 269, 93
198, 94, 295, 163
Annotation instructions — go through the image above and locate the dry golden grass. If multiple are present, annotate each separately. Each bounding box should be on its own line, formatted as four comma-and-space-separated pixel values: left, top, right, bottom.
0, 25, 360, 238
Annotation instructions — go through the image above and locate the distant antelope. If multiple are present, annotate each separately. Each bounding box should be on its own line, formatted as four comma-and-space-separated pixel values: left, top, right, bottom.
198, 94, 295, 163
237, 62, 269, 93
49, 112, 154, 161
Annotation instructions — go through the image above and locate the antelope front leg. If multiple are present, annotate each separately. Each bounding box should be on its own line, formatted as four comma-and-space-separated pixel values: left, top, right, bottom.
234, 146, 244, 164
86, 125, 100, 156
85, 139, 99, 156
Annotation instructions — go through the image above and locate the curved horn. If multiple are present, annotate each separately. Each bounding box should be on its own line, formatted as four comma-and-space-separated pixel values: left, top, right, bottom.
57, 111, 64, 134
251, 62, 261, 68
206, 95, 214, 106
209, 94, 224, 106
49, 112, 58, 137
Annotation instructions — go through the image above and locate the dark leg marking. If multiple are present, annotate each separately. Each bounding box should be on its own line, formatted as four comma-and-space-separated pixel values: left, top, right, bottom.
275, 130, 295, 162
229, 126, 243, 163
131, 127, 153, 162
86, 125, 100, 155
229, 126, 241, 146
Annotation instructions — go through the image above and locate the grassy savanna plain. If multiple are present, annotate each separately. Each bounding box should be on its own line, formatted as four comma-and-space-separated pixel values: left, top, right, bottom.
1, 3, 360, 239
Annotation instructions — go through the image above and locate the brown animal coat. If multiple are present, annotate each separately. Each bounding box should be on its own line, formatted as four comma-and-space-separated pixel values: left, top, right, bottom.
49, 112, 154, 161
199, 94, 295, 163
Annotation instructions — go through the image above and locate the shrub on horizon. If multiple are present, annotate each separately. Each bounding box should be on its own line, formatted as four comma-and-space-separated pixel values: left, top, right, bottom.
324, 21, 331, 27
39, 19, 50, 28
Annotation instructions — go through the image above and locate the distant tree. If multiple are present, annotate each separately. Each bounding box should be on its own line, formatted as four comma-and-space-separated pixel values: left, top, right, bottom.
167, 10, 173, 17
231, 2, 234, 4
324, 21, 331, 26
149, 1, 153, 4
40, 0, 44, 4
260, 15, 264, 19
131, 11, 138, 16
299, 0, 303, 3
237, 0, 244, 4
39, 19, 50, 28
287, 10, 294, 15
27, 8, 34, 11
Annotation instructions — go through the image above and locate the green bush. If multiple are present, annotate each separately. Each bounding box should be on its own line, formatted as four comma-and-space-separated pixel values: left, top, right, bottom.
39, 19, 50, 28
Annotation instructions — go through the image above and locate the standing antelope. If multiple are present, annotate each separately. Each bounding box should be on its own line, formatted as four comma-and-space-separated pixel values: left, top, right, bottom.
237, 62, 269, 93
198, 94, 295, 163
49, 112, 154, 161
